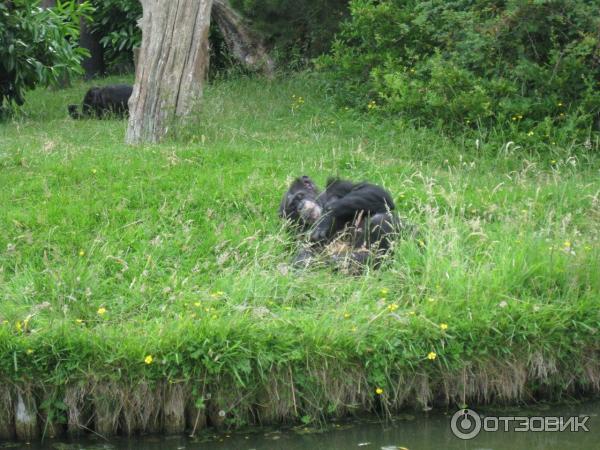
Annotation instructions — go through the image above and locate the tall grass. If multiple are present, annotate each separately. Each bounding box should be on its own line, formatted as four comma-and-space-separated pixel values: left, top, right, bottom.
0, 73, 599, 438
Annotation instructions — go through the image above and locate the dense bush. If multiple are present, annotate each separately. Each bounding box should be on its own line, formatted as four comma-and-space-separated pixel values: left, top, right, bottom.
226, 0, 350, 68
320, 0, 600, 136
0, 0, 89, 112
88, 0, 141, 71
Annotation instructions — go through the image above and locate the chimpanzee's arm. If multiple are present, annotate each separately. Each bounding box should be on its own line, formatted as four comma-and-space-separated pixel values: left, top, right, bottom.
327, 184, 394, 219
311, 183, 395, 242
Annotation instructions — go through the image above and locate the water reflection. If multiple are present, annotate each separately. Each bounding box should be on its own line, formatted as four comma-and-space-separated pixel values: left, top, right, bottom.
10, 400, 599, 450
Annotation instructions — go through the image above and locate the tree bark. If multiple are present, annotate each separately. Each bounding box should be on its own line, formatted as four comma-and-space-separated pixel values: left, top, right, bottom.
212, 0, 274, 76
126, 0, 213, 144
79, 13, 105, 79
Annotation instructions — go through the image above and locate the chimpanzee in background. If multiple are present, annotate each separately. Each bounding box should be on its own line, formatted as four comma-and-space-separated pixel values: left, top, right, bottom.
279, 175, 412, 272
68, 84, 133, 119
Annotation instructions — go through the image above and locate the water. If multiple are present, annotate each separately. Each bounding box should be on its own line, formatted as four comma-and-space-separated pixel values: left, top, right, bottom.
6, 401, 599, 450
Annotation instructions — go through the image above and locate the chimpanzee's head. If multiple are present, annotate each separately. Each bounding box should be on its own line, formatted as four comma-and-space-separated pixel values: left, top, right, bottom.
67, 104, 79, 119
279, 175, 323, 227
82, 87, 102, 116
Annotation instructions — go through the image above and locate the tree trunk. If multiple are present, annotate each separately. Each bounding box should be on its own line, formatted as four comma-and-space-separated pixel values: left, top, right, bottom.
212, 0, 274, 76
126, 0, 213, 144
79, 13, 105, 79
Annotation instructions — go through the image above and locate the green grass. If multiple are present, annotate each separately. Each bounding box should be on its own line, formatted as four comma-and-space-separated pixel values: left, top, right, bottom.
0, 73, 599, 432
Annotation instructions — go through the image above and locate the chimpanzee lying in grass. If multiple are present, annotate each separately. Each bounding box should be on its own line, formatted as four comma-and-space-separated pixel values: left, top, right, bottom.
68, 84, 133, 119
279, 175, 416, 272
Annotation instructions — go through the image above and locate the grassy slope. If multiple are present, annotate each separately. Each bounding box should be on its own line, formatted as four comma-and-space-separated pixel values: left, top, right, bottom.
0, 74, 599, 424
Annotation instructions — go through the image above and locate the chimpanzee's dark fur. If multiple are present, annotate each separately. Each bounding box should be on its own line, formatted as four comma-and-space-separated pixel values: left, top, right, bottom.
68, 84, 133, 119
279, 175, 323, 229
280, 176, 408, 271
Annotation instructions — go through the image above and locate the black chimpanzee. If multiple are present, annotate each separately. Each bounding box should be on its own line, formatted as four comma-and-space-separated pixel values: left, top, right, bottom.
68, 84, 133, 119
280, 175, 406, 271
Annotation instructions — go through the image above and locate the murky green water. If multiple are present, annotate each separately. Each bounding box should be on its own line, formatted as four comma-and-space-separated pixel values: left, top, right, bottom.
7, 400, 599, 450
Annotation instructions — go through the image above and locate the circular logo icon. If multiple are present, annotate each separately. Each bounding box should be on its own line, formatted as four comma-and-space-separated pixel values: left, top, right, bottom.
450, 408, 482, 440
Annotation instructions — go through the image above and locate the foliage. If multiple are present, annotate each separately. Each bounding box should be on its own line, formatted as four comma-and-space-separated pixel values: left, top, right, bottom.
0, 0, 90, 113
319, 0, 600, 138
86, 0, 350, 72
88, 0, 141, 71
86, 0, 233, 75
230, 0, 349, 68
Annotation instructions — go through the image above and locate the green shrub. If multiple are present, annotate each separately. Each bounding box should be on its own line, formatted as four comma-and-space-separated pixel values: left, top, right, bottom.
88, 0, 141, 71
0, 0, 90, 113
230, 0, 349, 68
320, 0, 600, 137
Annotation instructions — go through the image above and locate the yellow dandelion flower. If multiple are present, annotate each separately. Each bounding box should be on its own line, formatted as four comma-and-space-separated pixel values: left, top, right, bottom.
144, 355, 154, 365
75, 319, 84, 324
387, 304, 399, 312
563, 240, 571, 248
15, 321, 22, 332
511, 116, 517, 121
375, 387, 384, 395
26, 349, 34, 355
91, 168, 97, 174
97, 307, 107, 316
440, 323, 448, 331
517, 114, 523, 119
194, 301, 201, 307
79, 250, 85, 257
550, 159, 556, 164
344, 313, 351, 319
418, 239, 425, 247
527, 131, 534, 136
557, 102, 563, 107
427, 352, 437, 360
210, 291, 224, 298
380, 288, 389, 297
